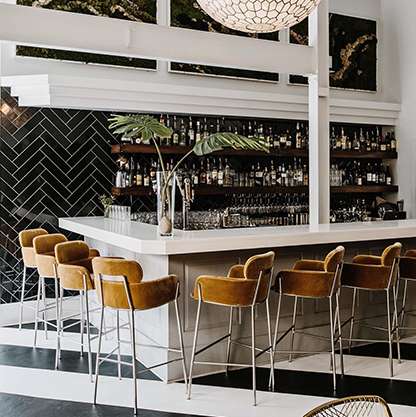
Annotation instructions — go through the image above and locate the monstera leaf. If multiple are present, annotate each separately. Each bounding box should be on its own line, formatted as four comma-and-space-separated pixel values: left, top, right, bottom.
109, 114, 172, 142
192, 132, 269, 156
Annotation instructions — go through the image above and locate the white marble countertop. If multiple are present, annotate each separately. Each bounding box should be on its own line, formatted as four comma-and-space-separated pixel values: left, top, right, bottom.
59, 217, 416, 256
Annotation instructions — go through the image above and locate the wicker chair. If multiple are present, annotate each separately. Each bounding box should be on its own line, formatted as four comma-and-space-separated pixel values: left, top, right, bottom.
304, 395, 393, 417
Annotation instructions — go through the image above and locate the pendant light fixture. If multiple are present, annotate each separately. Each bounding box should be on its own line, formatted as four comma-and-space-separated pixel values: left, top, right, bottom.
196, 0, 321, 33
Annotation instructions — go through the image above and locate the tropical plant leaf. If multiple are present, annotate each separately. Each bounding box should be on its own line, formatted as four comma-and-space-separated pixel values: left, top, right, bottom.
108, 114, 172, 143
192, 132, 269, 156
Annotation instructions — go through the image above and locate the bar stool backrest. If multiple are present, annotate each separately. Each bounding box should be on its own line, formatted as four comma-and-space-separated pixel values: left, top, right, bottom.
92, 257, 142, 310
33, 234, 67, 278
405, 249, 416, 258
55, 241, 96, 291
324, 246, 345, 273
303, 395, 393, 417
382, 242, 402, 266
244, 251, 275, 304
18, 228, 48, 268
92, 257, 179, 311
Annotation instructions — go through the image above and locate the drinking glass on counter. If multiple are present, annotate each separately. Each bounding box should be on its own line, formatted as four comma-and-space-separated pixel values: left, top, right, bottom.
107, 205, 131, 221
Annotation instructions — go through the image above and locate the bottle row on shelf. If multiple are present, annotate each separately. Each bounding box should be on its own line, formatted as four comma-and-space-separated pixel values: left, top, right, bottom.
330, 198, 373, 223
121, 114, 309, 150
330, 161, 393, 187
118, 114, 398, 155
115, 156, 310, 189
330, 126, 396, 152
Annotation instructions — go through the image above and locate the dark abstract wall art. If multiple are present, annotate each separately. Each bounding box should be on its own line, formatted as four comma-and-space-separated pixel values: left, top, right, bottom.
170, 0, 279, 82
289, 13, 377, 92
16, 0, 157, 70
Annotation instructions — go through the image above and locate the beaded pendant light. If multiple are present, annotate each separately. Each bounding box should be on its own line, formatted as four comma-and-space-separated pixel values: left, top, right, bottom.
197, 0, 321, 33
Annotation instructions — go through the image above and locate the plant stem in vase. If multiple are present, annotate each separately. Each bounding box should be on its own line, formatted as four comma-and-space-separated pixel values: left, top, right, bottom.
156, 171, 176, 236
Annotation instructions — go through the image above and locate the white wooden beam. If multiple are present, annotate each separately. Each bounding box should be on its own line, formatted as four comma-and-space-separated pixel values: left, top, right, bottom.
0, 3, 317, 76
308, 0, 330, 225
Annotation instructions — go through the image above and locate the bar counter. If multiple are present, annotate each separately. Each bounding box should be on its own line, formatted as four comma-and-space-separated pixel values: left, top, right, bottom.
59, 217, 416, 382
59, 217, 416, 255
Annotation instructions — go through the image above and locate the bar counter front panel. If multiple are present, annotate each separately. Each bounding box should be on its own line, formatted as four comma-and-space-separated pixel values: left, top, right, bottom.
60, 217, 416, 382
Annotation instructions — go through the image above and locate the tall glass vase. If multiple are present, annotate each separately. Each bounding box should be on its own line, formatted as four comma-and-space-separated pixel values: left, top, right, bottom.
156, 171, 176, 237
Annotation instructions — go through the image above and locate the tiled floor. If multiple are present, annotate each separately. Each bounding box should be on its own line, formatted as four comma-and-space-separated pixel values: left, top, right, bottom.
0, 326, 415, 416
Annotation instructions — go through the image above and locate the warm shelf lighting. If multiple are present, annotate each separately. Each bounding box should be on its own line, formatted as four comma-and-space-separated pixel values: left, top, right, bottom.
197, 0, 321, 33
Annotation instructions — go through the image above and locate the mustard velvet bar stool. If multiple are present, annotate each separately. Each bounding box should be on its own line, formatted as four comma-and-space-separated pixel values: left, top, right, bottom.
92, 257, 188, 415
341, 242, 402, 377
18, 228, 48, 329
187, 251, 275, 406
395, 250, 416, 333
55, 241, 100, 380
33, 233, 68, 346
270, 246, 345, 392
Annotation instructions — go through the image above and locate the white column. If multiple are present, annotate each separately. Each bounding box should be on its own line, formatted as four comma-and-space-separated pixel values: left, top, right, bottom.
308, 0, 330, 225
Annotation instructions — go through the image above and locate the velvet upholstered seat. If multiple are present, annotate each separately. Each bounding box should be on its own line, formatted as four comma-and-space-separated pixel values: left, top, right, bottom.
193, 251, 275, 307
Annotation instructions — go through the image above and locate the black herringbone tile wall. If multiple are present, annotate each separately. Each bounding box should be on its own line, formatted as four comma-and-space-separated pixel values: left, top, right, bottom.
0, 87, 117, 304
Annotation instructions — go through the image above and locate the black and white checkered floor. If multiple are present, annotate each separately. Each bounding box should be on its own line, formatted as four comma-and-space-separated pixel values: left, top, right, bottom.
0, 324, 415, 417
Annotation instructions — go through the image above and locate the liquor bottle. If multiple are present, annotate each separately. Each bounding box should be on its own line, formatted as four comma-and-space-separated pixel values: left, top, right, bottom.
273, 130, 280, 149
195, 120, 202, 143
217, 158, 224, 186
179, 118, 187, 146
341, 128, 347, 151
188, 117, 195, 146
279, 131, 287, 149
266, 127, 273, 149
286, 129, 292, 149
390, 131, 397, 150
135, 162, 143, 186
191, 163, 199, 186
303, 163, 309, 186
165, 115, 172, 146
172, 116, 179, 145
216, 118, 221, 133
330, 126, 337, 150
143, 165, 150, 187
157, 114, 165, 146
355, 162, 363, 186
270, 160, 277, 186
211, 158, 218, 185
224, 158, 231, 187
206, 159, 212, 185
255, 162, 263, 187
385, 164, 392, 185
203, 118, 209, 140
249, 165, 255, 187
366, 132, 371, 152
335, 129, 342, 150
258, 123, 265, 143
247, 121, 254, 139
199, 159, 206, 184
359, 128, 366, 149
128, 157, 135, 187
296, 123, 302, 149
352, 132, 360, 151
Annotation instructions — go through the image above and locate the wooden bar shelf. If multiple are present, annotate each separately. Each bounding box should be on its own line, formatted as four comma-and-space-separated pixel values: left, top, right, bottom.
112, 185, 309, 197
331, 150, 397, 160
111, 144, 307, 157
331, 185, 398, 194
112, 144, 397, 160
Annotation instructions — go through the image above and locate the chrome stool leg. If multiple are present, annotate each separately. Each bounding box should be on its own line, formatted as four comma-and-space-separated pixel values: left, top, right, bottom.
174, 288, 188, 390
93, 305, 105, 406
265, 298, 274, 390
33, 278, 42, 347
116, 310, 122, 380
128, 310, 138, 415
225, 307, 233, 375
288, 296, 298, 363
251, 304, 257, 406
400, 279, 408, 327
386, 288, 394, 377
393, 283, 401, 364
269, 289, 282, 390
348, 288, 358, 352
329, 295, 337, 391
41, 277, 48, 339
84, 289, 93, 382
19, 266, 27, 330
187, 297, 202, 400
336, 291, 344, 375
80, 290, 85, 357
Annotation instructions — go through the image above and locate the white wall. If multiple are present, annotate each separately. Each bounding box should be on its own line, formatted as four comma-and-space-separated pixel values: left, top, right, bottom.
0, 0, 391, 107
381, 0, 416, 217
